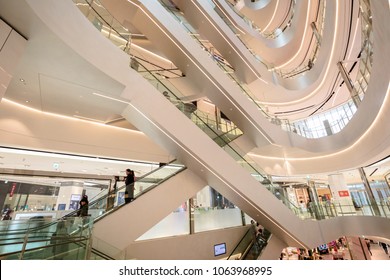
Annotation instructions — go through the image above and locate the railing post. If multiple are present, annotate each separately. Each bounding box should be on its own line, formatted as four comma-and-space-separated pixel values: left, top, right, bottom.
241, 210, 246, 226
337, 61, 361, 107
85, 234, 93, 260
358, 167, 381, 216
310, 22, 322, 45
189, 198, 195, 234
18, 231, 30, 260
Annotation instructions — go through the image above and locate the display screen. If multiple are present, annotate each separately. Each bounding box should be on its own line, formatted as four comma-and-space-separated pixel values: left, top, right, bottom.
317, 243, 329, 254
70, 194, 81, 201
214, 243, 226, 256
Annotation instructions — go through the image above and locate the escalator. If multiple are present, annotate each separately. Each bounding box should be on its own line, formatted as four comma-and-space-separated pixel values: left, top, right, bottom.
0, 160, 208, 259
0, 114, 239, 259
92, 167, 207, 256
77, 0, 390, 249
227, 225, 272, 260
20, 0, 390, 257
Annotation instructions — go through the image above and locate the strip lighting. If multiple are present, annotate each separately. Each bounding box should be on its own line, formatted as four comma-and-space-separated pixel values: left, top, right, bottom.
211, 0, 245, 34
250, 81, 390, 161
273, 0, 311, 69
262, 0, 280, 32
92, 92, 130, 104
261, 0, 339, 106
0, 146, 159, 167
1, 98, 143, 134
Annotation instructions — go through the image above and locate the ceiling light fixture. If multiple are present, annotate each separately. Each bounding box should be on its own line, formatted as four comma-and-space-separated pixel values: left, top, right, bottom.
92, 92, 130, 104
2, 98, 140, 133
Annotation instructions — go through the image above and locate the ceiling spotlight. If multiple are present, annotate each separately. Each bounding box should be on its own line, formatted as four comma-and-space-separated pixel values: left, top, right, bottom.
19, 78, 25, 83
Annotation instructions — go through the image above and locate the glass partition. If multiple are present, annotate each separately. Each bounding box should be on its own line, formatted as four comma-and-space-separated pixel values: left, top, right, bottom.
136, 185, 244, 241
0, 174, 110, 220
136, 203, 189, 241
0, 216, 93, 260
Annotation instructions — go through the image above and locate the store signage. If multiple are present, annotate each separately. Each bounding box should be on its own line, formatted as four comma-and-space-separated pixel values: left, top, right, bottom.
9, 183, 16, 197
338, 190, 349, 197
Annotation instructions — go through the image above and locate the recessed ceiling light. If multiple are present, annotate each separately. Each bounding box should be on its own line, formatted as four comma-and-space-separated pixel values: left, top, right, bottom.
25, 100, 29, 103
19, 78, 25, 83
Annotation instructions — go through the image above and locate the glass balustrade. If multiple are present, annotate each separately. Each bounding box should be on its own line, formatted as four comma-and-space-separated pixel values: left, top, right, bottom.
273, 0, 325, 78
74, 0, 301, 218
0, 216, 93, 260
0, 161, 186, 259
227, 226, 272, 260
216, 0, 296, 40
156, 0, 354, 142
75, 0, 357, 142
89, 160, 187, 221
73, 0, 387, 225
172, 0, 372, 141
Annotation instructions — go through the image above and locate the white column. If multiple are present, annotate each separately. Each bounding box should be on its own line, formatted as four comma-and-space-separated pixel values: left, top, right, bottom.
56, 181, 84, 211
286, 186, 298, 206
328, 174, 355, 215
196, 185, 212, 208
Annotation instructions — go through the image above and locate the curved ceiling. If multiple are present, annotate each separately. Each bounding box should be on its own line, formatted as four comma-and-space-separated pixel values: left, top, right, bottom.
0, 0, 389, 178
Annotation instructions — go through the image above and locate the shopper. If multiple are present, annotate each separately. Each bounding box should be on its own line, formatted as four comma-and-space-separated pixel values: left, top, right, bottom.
107, 176, 119, 210
380, 242, 389, 255
77, 195, 89, 217
365, 239, 372, 255
1, 209, 13, 220
125, 169, 135, 204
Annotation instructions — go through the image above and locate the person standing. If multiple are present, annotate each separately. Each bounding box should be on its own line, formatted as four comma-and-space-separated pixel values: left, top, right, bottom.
125, 169, 135, 204
77, 195, 89, 217
365, 239, 372, 256
107, 176, 119, 210
380, 242, 389, 256
250, 220, 260, 252
1, 209, 13, 220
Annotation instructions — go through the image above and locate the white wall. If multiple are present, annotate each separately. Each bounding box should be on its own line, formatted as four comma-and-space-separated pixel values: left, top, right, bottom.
125, 225, 250, 260
0, 19, 27, 100
56, 183, 83, 211
0, 100, 172, 164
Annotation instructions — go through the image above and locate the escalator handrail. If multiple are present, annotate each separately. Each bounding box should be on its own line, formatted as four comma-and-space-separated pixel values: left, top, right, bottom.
0, 159, 184, 235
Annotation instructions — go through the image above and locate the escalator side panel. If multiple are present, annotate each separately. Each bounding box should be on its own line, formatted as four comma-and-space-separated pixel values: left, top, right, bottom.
92, 169, 206, 252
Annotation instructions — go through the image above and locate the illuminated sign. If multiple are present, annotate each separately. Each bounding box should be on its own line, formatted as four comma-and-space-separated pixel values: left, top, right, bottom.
338, 190, 349, 197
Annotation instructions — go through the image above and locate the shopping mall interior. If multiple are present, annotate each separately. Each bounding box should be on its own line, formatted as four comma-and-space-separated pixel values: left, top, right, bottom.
0, 0, 389, 260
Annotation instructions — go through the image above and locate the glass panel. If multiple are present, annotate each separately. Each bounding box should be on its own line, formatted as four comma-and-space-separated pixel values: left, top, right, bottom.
194, 207, 242, 232
136, 203, 189, 241
0, 216, 93, 260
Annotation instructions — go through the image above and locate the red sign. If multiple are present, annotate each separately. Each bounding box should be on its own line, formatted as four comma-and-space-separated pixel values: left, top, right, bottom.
9, 183, 17, 198
338, 190, 349, 197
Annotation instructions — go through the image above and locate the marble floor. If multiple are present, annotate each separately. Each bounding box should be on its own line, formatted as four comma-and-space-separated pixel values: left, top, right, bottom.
369, 242, 390, 260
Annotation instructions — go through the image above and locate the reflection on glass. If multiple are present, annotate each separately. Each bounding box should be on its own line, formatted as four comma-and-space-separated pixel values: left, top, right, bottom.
0, 216, 93, 260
